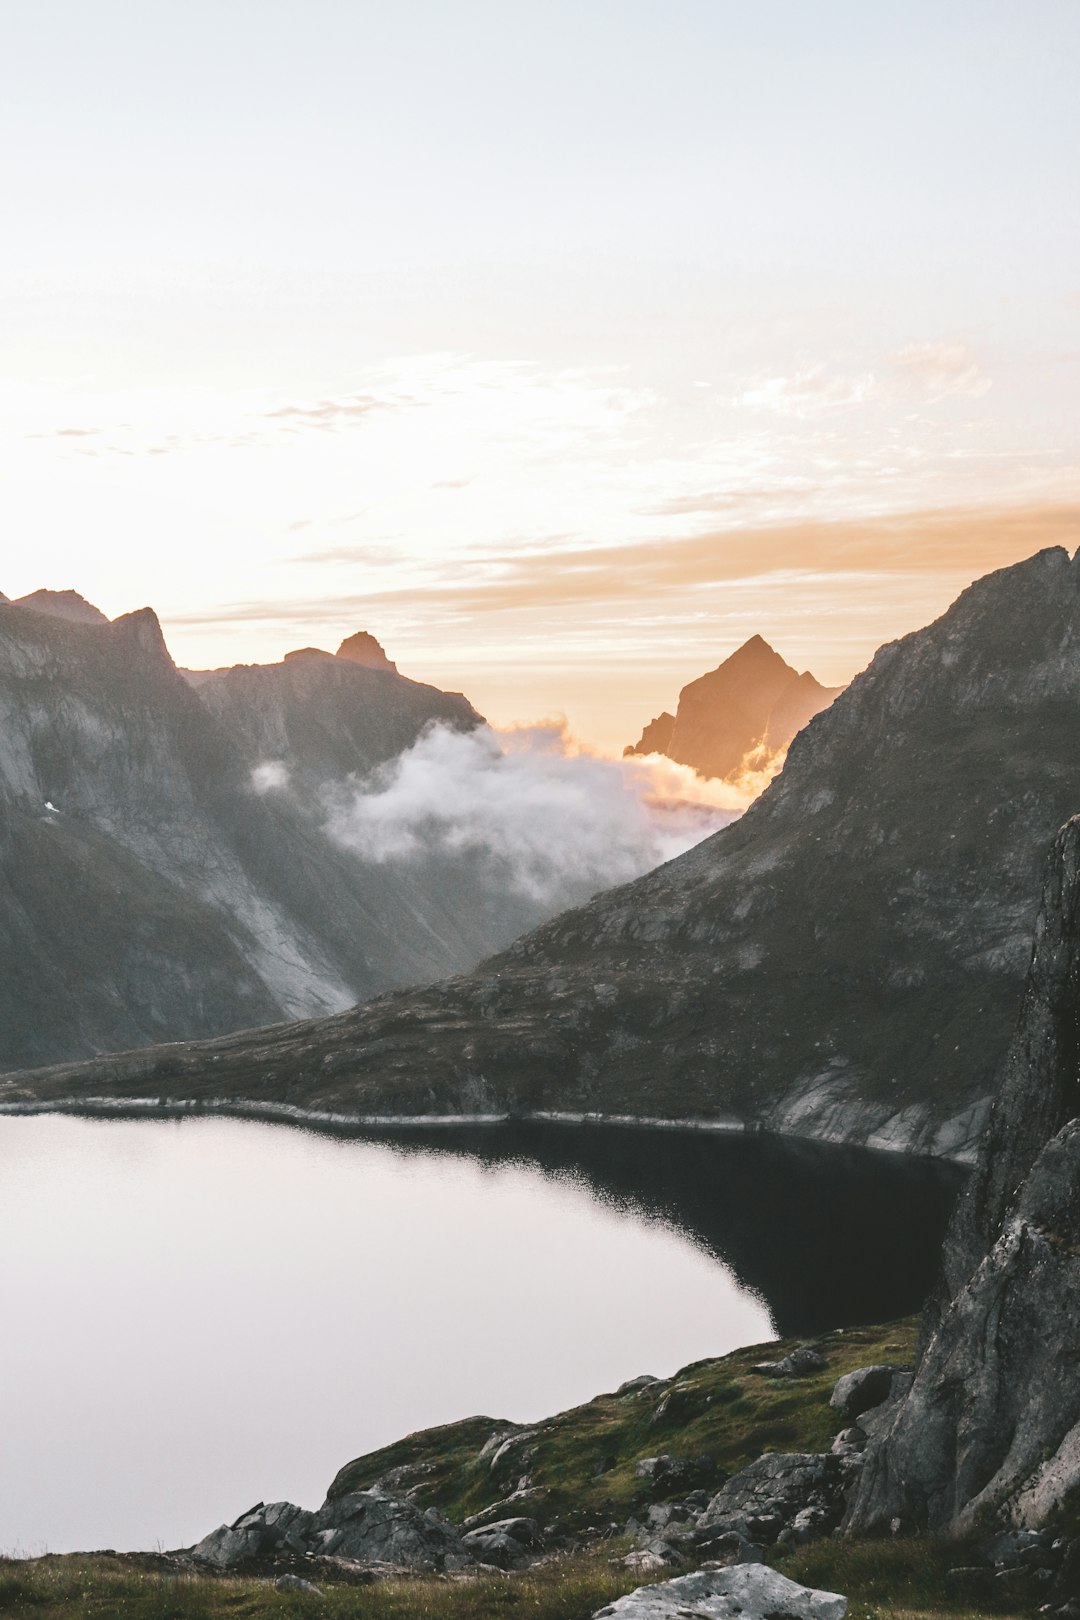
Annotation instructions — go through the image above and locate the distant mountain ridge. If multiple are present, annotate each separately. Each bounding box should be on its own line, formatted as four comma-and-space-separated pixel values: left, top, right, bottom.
0, 599, 573, 1072
625, 635, 841, 780
10, 546, 1080, 1162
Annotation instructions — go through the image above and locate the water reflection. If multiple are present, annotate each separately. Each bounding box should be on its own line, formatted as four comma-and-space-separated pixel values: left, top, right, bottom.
341, 1122, 964, 1336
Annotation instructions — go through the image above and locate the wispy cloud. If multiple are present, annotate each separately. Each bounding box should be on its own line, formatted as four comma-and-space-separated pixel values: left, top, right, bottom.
892, 341, 992, 402
166, 499, 1080, 633
735, 366, 881, 418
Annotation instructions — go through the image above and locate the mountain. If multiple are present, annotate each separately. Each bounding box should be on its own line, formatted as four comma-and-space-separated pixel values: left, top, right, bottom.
335, 630, 398, 672
624, 635, 841, 780
0, 602, 574, 1072
848, 816, 1080, 1535
11, 588, 110, 625
9, 547, 1080, 1161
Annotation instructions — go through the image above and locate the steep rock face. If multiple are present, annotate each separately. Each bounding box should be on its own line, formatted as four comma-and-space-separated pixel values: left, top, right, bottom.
625, 711, 676, 758
847, 817, 1080, 1534
0, 606, 558, 1071
625, 637, 840, 780
10, 547, 1080, 1157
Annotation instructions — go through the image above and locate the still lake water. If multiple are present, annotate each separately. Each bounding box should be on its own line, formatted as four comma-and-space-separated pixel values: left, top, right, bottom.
0, 1114, 962, 1555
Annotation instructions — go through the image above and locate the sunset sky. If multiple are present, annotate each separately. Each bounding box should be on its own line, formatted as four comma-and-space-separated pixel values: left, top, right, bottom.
2, 1, 1077, 748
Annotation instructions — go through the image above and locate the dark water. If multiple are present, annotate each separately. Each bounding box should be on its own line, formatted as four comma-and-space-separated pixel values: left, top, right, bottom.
358, 1120, 963, 1336
0, 1114, 961, 1556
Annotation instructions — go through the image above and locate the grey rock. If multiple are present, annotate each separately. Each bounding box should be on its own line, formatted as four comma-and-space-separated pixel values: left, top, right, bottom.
617, 1375, 660, 1395
701, 1453, 844, 1545
460, 1516, 541, 1568
593, 1561, 847, 1619
274, 1574, 322, 1595
847, 818, 1080, 1535
751, 1347, 827, 1379
192, 1491, 471, 1573
830, 1366, 897, 1421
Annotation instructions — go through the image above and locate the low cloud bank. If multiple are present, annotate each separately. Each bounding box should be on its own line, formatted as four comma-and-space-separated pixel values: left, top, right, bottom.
317, 720, 757, 908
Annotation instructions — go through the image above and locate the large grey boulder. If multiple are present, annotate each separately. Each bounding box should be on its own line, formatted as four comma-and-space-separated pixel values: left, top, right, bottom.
699, 1452, 844, 1545
847, 818, 1080, 1535
192, 1490, 472, 1572
459, 1516, 542, 1568
829, 1366, 897, 1422
593, 1562, 847, 1620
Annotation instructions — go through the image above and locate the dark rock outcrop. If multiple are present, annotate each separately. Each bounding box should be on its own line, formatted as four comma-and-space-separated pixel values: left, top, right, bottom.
847, 816, 1080, 1534
192, 1491, 472, 1572
624, 636, 840, 781
8, 546, 1080, 1154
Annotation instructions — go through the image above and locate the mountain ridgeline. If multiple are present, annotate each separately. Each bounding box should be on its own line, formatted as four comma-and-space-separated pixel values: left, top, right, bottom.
9, 546, 1080, 1163
624, 635, 841, 780
0, 597, 574, 1072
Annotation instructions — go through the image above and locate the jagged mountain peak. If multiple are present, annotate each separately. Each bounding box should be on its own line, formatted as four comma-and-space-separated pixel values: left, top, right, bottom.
10, 588, 109, 626
627, 633, 839, 780
336, 631, 398, 673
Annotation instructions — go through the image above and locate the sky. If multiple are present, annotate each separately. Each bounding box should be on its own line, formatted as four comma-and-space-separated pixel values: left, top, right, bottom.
1, 0, 1077, 749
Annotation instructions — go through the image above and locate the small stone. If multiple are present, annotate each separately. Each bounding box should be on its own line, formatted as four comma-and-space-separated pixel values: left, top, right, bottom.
274, 1574, 323, 1595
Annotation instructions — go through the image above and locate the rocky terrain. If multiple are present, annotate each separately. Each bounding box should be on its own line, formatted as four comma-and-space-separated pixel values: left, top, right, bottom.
0, 594, 581, 1071
624, 635, 840, 780
10, 547, 1080, 1160
847, 813, 1080, 1541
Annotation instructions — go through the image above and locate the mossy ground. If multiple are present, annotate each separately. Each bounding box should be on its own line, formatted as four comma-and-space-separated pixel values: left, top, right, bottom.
0, 1319, 1030, 1619
327, 1320, 920, 1534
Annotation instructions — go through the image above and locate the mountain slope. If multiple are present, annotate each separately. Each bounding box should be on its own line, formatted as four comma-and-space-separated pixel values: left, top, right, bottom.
625, 636, 841, 779
8, 545, 1080, 1157
0, 605, 564, 1071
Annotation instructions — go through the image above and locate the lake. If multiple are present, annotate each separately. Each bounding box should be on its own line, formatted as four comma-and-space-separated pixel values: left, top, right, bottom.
0, 1114, 962, 1555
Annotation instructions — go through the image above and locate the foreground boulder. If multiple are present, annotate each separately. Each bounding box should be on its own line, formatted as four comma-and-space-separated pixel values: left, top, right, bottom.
594, 1562, 847, 1620
192, 1491, 472, 1572
847, 817, 1080, 1534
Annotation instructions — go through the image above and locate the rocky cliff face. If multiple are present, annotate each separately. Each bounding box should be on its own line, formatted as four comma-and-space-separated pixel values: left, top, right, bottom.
846, 815, 1080, 1534
10, 547, 1080, 1159
0, 603, 564, 1071
625, 636, 840, 780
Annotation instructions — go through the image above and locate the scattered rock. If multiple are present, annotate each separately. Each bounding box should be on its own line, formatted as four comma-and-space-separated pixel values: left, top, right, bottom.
274, 1574, 322, 1595
617, 1376, 660, 1395
751, 1347, 827, 1378
593, 1560, 847, 1619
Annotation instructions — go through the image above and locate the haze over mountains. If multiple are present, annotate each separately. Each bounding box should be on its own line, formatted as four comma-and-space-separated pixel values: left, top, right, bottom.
11, 547, 1080, 1165
625, 635, 841, 782
0, 589, 691, 1073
